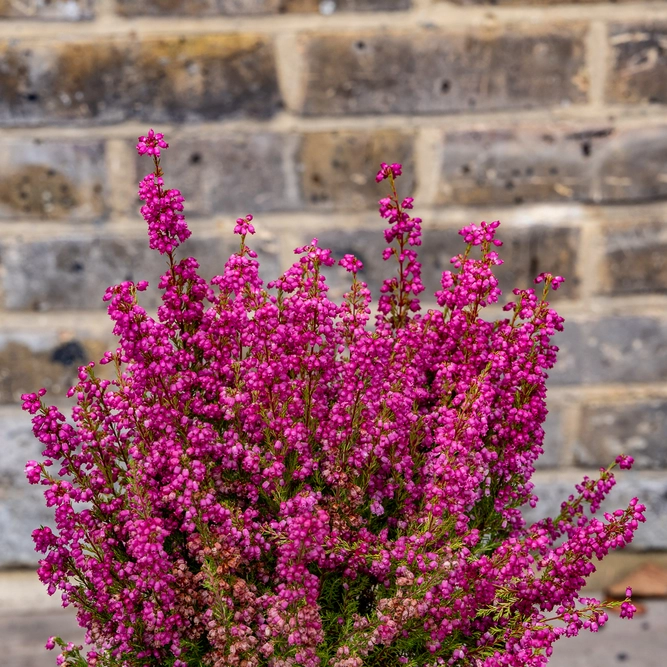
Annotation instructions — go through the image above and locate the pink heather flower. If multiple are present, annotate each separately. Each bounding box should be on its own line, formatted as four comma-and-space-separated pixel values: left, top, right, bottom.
375, 161, 402, 183
535, 272, 565, 291
45, 637, 56, 650
234, 214, 256, 236
616, 454, 635, 470
620, 601, 637, 619
339, 254, 363, 273
626, 587, 633, 598
136, 129, 168, 157
25, 460, 41, 485
23, 140, 643, 667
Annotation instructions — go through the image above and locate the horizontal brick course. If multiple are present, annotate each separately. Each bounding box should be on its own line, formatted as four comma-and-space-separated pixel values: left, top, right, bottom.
0, 233, 281, 311
298, 26, 588, 116
0, 35, 281, 126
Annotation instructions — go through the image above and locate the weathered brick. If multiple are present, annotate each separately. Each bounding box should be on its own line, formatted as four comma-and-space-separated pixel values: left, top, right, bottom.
524, 473, 667, 549
298, 26, 588, 116
1, 233, 280, 311
116, 0, 407, 15
139, 133, 296, 215
600, 220, 667, 295
298, 131, 415, 210
438, 127, 598, 206
0, 35, 280, 125
576, 400, 667, 470
0, 139, 106, 220
548, 317, 667, 386
597, 126, 667, 203
0, 337, 109, 404
438, 125, 667, 206
608, 23, 667, 105
315, 224, 580, 301
0, 406, 56, 566
0, 0, 92, 19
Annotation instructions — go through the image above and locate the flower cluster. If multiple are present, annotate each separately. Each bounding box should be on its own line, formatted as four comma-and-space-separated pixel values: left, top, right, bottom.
24, 131, 644, 667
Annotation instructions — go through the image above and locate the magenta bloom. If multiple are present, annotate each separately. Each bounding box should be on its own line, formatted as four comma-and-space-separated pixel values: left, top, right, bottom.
136, 128, 168, 157
23, 132, 645, 667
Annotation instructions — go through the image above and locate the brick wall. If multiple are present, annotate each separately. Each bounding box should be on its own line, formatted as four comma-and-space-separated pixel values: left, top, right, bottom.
2, 0, 667, 566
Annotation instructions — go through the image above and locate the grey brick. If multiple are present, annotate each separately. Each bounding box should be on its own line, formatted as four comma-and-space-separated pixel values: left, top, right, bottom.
600, 220, 667, 295
0, 333, 111, 404
525, 473, 667, 550
298, 130, 415, 210
438, 127, 595, 206
0, 139, 106, 220
576, 400, 667, 470
438, 125, 667, 207
138, 133, 296, 216
549, 317, 667, 386
299, 26, 588, 116
597, 126, 667, 203
608, 23, 667, 106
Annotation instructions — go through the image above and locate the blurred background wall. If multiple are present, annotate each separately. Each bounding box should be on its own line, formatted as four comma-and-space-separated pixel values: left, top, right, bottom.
1, 0, 667, 580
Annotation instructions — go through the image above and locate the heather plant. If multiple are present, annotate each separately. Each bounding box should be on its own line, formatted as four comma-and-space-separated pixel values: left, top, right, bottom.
24, 130, 644, 667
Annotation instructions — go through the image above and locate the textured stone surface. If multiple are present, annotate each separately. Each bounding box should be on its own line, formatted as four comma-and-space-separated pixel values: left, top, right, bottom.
0, 139, 106, 220
0, 337, 109, 404
298, 27, 588, 116
139, 133, 297, 215
576, 400, 667, 469
314, 224, 580, 302
0, 35, 280, 125
1, 610, 86, 667
0, 233, 280, 311
608, 23, 667, 105
525, 473, 667, 549
0, 407, 56, 567
298, 131, 415, 210
597, 126, 667, 203
0, 0, 93, 19
437, 126, 595, 206
548, 317, 667, 386
600, 220, 667, 295
438, 124, 667, 206
116, 0, 407, 14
